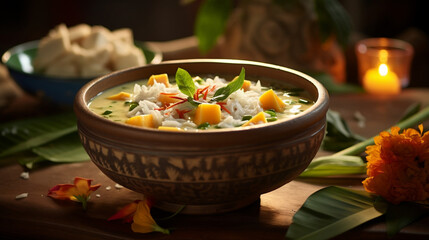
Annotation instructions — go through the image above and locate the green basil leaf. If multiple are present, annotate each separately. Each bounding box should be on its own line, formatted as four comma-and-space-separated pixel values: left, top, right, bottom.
286, 186, 384, 240
175, 68, 196, 98
211, 67, 245, 102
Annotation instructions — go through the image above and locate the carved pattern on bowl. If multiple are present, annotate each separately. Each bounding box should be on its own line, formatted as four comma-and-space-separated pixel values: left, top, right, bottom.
78, 124, 324, 204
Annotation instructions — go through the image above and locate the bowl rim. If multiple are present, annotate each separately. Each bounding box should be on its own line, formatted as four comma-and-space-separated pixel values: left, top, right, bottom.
74, 59, 329, 148
1, 40, 163, 82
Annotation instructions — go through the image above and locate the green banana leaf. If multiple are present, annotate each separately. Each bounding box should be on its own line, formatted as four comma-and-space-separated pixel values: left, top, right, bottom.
0, 112, 77, 157
32, 132, 89, 163
286, 186, 385, 240
300, 155, 366, 177
384, 201, 429, 237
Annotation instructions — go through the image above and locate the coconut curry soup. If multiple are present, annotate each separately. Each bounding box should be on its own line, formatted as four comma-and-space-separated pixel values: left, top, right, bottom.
89, 68, 314, 131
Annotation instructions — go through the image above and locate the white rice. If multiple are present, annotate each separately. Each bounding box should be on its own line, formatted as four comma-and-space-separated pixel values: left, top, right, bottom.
129, 76, 266, 129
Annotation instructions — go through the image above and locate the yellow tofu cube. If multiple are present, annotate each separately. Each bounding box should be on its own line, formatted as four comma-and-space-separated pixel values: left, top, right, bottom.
231, 76, 251, 92
193, 103, 221, 125
125, 114, 154, 128
158, 93, 181, 106
107, 92, 131, 100
148, 73, 169, 87
242, 80, 252, 92
241, 112, 267, 127
158, 126, 182, 131
259, 89, 286, 112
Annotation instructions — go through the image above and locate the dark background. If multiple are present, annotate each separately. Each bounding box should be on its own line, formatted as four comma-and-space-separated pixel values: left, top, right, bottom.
1, 0, 428, 87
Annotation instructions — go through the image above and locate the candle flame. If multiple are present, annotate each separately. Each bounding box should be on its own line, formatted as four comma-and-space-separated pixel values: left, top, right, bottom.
378, 64, 389, 77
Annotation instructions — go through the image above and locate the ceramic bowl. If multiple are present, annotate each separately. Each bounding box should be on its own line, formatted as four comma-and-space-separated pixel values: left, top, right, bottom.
1, 40, 162, 105
74, 59, 329, 214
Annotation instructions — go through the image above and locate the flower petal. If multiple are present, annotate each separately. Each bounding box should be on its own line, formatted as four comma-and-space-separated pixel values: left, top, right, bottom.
47, 184, 77, 200
108, 200, 140, 222
131, 200, 169, 234
47, 177, 101, 209
74, 177, 101, 194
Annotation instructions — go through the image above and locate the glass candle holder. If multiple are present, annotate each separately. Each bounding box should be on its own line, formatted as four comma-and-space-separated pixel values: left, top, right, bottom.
355, 38, 414, 95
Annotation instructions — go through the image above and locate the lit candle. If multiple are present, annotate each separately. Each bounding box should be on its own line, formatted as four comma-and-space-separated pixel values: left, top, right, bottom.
363, 63, 400, 95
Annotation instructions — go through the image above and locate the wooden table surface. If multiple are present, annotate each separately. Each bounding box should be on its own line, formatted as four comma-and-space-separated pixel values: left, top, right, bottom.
1, 55, 429, 239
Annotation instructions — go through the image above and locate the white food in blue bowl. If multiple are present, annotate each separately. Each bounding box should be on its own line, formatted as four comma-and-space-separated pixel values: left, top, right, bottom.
1, 24, 162, 105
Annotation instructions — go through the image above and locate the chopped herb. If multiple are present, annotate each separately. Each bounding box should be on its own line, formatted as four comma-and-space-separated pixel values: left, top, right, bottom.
194, 77, 204, 85
299, 99, 311, 104
128, 102, 139, 111
242, 115, 252, 121
197, 122, 211, 130
102, 110, 113, 115
264, 109, 277, 117
267, 117, 277, 122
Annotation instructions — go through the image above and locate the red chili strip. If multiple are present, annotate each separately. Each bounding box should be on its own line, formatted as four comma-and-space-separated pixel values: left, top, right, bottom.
175, 109, 191, 119
201, 86, 211, 100
194, 88, 200, 101
166, 99, 188, 109
170, 96, 186, 100
216, 102, 231, 114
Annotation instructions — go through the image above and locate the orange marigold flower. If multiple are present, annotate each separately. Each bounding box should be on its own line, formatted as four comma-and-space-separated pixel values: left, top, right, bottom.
48, 177, 101, 210
363, 124, 429, 204
108, 199, 169, 234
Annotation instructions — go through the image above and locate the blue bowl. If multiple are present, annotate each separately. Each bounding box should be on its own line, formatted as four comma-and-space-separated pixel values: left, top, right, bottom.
2, 40, 162, 105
